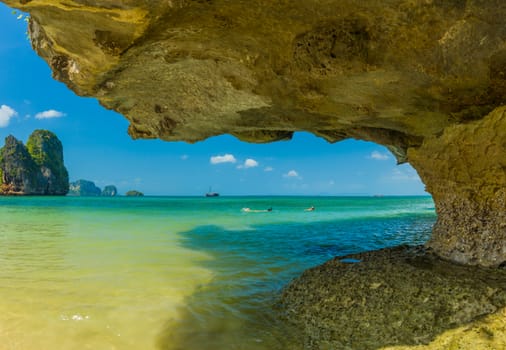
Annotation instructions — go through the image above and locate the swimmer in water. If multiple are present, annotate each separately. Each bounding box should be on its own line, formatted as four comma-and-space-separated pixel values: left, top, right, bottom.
242, 207, 273, 213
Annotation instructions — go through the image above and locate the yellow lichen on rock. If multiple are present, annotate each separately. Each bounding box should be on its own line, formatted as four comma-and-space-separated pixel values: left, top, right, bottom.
382, 307, 506, 350
5, 0, 153, 94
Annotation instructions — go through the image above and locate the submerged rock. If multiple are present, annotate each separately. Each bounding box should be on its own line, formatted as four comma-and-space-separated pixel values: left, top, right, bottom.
280, 246, 506, 350
68, 179, 101, 196
101, 185, 118, 197
0, 131, 69, 195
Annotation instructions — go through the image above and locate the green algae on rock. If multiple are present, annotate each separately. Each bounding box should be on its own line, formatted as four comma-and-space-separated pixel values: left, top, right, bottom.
280, 246, 506, 350
0, 130, 69, 195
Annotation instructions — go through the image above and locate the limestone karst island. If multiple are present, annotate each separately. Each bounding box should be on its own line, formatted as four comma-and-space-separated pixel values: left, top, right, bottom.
0, 1, 505, 350
0, 130, 68, 195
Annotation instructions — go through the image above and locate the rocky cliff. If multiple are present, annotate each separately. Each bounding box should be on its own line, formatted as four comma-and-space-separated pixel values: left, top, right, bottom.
0, 130, 69, 195
0, 136, 40, 195
27, 129, 69, 195
1, 0, 505, 265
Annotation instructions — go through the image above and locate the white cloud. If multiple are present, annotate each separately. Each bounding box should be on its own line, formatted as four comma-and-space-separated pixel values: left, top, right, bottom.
180, 154, 189, 160
264, 166, 274, 172
238, 158, 259, 169
244, 158, 258, 168
210, 154, 237, 164
34, 109, 66, 119
0, 105, 17, 127
283, 170, 301, 178
370, 151, 389, 160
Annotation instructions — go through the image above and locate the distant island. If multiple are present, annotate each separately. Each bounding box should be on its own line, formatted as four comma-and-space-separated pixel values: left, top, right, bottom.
0, 130, 69, 195
68, 179, 143, 197
125, 190, 144, 197
0, 130, 138, 197
102, 185, 118, 197
68, 179, 101, 196
68, 179, 118, 197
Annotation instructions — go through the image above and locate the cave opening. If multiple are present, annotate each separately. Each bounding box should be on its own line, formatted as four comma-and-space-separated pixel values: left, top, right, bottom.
1, 1, 506, 348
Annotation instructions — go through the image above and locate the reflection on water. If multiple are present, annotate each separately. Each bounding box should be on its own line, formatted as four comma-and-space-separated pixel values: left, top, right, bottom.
0, 196, 435, 350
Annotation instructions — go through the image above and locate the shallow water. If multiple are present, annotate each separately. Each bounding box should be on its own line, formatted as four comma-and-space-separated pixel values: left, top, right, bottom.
0, 196, 435, 349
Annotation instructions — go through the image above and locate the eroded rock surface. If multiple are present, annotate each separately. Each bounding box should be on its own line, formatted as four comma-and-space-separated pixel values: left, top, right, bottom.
280, 246, 506, 349
409, 107, 506, 267
2, 0, 505, 266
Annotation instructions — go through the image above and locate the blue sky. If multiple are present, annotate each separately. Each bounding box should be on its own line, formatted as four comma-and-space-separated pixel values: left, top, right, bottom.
0, 4, 427, 196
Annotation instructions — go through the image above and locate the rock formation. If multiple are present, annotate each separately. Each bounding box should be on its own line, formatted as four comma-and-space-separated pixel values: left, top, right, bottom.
101, 185, 118, 197
68, 179, 102, 196
1, 1, 505, 265
409, 107, 506, 266
281, 246, 506, 349
125, 190, 143, 197
27, 129, 70, 195
0, 130, 69, 195
0, 136, 40, 195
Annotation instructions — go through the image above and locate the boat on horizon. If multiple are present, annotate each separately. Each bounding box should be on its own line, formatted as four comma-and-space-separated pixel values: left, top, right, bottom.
205, 187, 220, 197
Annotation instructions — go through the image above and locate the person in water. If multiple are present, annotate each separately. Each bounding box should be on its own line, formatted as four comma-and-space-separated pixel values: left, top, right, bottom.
242, 207, 273, 213
304, 206, 315, 211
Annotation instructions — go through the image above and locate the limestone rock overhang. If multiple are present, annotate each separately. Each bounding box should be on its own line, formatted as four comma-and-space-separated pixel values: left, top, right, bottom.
2, 0, 505, 266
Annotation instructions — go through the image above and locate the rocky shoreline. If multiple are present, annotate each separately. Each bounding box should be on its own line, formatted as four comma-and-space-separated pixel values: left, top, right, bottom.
279, 245, 506, 350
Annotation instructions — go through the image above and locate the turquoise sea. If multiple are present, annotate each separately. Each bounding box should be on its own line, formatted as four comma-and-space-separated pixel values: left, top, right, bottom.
0, 196, 435, 350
